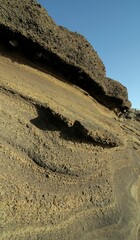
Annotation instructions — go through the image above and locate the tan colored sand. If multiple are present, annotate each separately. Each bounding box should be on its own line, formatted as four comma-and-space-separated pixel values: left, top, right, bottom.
0, 50, 140, 240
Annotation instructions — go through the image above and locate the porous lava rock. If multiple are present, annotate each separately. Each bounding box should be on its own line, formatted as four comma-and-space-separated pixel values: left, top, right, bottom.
0, 0, 131, 110
0, 2, 140, 239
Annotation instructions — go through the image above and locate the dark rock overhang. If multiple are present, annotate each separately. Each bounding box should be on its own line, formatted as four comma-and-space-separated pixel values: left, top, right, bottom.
0, 0, 131, 110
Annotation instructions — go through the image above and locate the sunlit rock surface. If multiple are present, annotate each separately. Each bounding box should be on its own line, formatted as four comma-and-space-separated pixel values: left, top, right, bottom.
0, 0, 131, 110
0, 1, 139, 240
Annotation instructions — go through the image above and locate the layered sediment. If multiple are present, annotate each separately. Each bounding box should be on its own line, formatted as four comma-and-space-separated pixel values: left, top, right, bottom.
0, 45, 140, 240
0, 0, 131, 110
0, 1, 140, 240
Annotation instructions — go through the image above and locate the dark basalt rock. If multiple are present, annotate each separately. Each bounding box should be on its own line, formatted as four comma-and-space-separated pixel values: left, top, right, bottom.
103, 77, 131, 109
0, 0, 131, 110
123, 108, 140, 120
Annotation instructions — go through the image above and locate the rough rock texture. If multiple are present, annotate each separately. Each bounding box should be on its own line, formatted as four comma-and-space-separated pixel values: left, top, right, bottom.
0, 0, 131, 110
123, 108, 140, 120
0, 1, 139, 240
0, 46, 140, 240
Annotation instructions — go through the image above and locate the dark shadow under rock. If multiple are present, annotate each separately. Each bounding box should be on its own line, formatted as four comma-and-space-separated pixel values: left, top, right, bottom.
0, 0, 131, 110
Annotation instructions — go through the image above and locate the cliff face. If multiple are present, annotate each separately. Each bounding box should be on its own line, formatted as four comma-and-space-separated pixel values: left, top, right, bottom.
0, 0, 131, 110
0, 48, 140, 240
1, 1, 140, 240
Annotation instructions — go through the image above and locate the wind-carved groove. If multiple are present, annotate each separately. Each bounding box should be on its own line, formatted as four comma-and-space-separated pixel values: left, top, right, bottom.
0, 83, 120, 149
1, 81, 119, 148
0, 84, 119, 177
28, 105, 119, 174
30, 105, 116, 148
27, 150, 78, 177
25, 138, 80, 176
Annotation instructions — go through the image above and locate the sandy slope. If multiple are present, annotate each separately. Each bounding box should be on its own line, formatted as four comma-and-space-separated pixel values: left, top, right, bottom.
0, 50, 140, 240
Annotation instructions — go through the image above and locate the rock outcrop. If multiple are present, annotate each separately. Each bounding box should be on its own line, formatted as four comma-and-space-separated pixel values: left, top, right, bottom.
0, 0, 131, 110
0, 47, 140, 240
1, 1, 140, 240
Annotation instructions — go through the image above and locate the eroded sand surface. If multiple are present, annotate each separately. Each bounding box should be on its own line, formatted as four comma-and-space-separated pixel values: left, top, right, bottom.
0, 51, 140, 240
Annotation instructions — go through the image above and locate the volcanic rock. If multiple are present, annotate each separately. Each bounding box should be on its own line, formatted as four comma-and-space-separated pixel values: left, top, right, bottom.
1, 47, 140, 240
0, 1, 140, 240
0, 0, 131, 110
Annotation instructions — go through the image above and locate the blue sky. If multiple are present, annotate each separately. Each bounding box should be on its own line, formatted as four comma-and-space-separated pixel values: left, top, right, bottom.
38, 0, 140, 109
